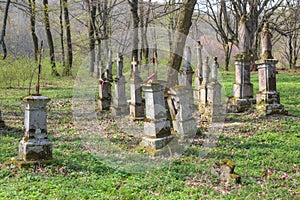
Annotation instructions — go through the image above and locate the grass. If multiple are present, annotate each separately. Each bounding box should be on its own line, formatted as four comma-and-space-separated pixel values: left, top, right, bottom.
0, 60, 299, 199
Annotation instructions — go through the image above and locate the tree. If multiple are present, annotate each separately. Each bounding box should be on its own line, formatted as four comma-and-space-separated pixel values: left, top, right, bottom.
167, 0, 197, 87
62, 0, 73, 76
200, 0, 284, 70
0, 0, 11, 59
128, 0, 139, 62
28, 0, 39, 62
43, 0, 59, 76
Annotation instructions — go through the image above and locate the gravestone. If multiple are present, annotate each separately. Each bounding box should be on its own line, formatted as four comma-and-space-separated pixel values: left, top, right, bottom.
18, 95, 52, 162
140, 83, 173, 150
129, 58, 144, 120
194, 40, 203, 103
256, 23, 286, 115
205, 57, 225, 122
98, 50, 112, 111
227, 15, 255, 112
199, 57, 210, 115
179, 46, 194, 87
110, 53, 128, 116
167, 85, 197, 139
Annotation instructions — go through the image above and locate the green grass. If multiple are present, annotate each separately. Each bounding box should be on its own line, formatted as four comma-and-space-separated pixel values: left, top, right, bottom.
0, 62, 299, 199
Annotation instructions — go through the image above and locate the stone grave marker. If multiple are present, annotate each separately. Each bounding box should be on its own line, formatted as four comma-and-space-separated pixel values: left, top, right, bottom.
194, 40, 203, 103
167, 85, 197, 139
140, 83, 173, 150
256, 23, 286, 115
227, 15, 255, 112
110, 53, 128, 116
199, 57, 210, 115
129, 57, 145, 120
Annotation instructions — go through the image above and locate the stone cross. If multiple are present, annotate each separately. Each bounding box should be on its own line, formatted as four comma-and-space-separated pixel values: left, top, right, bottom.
238, 15, 251, 55
130, 57, 144, 120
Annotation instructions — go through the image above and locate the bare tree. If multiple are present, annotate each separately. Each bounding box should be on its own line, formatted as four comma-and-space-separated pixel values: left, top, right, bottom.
62, 0, 73, 76
28, 0, 39, 62
43, 0, 59, 76
0, 0, 11, 59
128, 0, 139, 62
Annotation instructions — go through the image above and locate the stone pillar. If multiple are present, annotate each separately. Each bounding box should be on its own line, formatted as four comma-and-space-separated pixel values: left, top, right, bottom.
167, 86, 197, 139
227, 16, 255, 113
140, 83, 173, 150
129, 58, 145, 120
110, 53, 128, 116
256, 24, 286, 115
205, 57, 226, 122
194, 41, 203, 103
199, 57, 210, 114
18, 95, 52, 162
179, 46, 194, 87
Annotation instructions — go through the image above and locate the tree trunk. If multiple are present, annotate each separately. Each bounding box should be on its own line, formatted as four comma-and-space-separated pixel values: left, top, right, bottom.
88, 0, 97, 73
59, 0, 66, 69
224, 42, 232, 71
28, 0, 39, 62
167, 0, 196, 87
128, 0, 139, 62
43, 0, 59, 76
0, 0, 11, 60
63, 0, 73, 76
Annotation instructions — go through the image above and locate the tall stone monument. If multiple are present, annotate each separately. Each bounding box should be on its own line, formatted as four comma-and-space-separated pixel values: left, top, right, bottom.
129, 58, 144, 120
194, 40, 203, 103
227, 15, 255, 112
179, 46, 194, 88
110, 53, 128, 116
199, 57, 210, 115
98, 50, 112, 111
256, 23, 286, 115
140, 83, 173, 150
205, 57, 225, 122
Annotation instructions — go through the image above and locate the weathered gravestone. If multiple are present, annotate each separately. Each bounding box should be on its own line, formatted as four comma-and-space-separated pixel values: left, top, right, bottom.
199, 57, 210, 117
167, 85, 197, 140
17, 95, 52, 163
129, 58, 144, 120
227, 15, 255, 112
255, 23, 286, 115
98, 50, 112, 111
205, 57, 226, 122
110, 53, 128, 116
194, 40, 203, 103
179, 46, 194, 88
140, 83, 173, 150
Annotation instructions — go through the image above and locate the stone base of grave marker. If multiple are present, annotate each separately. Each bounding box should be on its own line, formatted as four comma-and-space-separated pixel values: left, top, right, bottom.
201, 82, 226, 122
227, 57, 256, 112
17, 95, 52, 162
110, 76, 128, 116
256, 91, 286, 115
141, 83, 173, 150
98, 79, 112, 111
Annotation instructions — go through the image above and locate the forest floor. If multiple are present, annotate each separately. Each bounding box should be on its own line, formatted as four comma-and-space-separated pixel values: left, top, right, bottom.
0, 71, 299, 199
